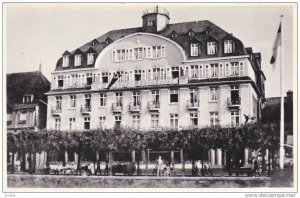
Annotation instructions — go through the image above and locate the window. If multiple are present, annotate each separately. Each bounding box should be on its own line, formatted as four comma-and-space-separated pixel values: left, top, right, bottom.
170, 89, 179, 103
115, 115, 122, 128
151, 114, 159, 128
224, 40, 233, 54
231, 111, 240, 127
171, 66, 179, 79
74, 54, 82, 66
134, 70, 142, 81
55, 118, 61, 130
99, 93, 106, 107
190, 112, 198, 126
69, 118, 75, 130
99, 117, 106, 130
190, 43, 199, 56
225, 63, 230, 76
57, 76, 64, 88
86, 73, 93, 85
171, 32, 177, 38
188, 31, 194, 36
70, 95, 76, 108
7, 113, 12, 125
85, 94, 91, 109
207, 42, 216, 55
230, 85, 240, 105
170, 114, 179, 129
71, 74, 78, 87
210, 87, 219, 101
102, 72, 108, 83
56, 96, 62, 110
147, 21, 154, 26
219, 63, 224, 77
190, 88, 198, 103
191, 65, 199, 78
239, 62, 244, 76
153, 46, 161, 58
205, 65, 209, 78
153, 68, 160, 80
116, 92, 122, 106
151, 90, 159, 104
161, 45, 166, 57
63, 55, 69, 67
84, 117, 90, 130
87, 53, 95, 65
134, 47, 144, 60
22, 95, 33, 104
199, 65, 204, 78
210, 112, 219, 126
231, 62, 239, 76
133, 91, 141, 106
18, 112, 27, 124
210, 64, 219, 78
132, 115, 140, 129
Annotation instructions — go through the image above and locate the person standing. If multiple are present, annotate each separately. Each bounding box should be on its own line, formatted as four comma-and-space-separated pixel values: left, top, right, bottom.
156, 156, 163, 177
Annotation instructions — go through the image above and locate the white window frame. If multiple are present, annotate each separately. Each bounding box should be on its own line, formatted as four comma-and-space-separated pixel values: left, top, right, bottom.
99, 116, 106, 130
190, 43, 199, 56
23, 95, 33, 103
132, 114, 140, 129
199, 65, 204, 79
99, 93, 106, 107
190, 112, 198, 127
191, 65, 199, 78
69, 118, 75, 130
55, 118, 61, 130
70, 95, 76, 108
151, 114, 159, 128
231, 62, 239, 76
231, 111, 240, 127
170, 114, 179, 129
210, 112, 219, 126
170, 89, 179, 103
87, 53, 95, 65
239, 62, 245, 76
209, 87, 219, 101
62, 55, 70, 67
207, 42, 216, 55
224, 40, 233, 54
210, 64, 219, 78
74, 54, 82, 66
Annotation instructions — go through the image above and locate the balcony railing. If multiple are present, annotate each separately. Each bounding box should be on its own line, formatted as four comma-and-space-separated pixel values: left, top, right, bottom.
80, 105, 91, 114
186, 100, 200, 110
227, 97, 241, 108
142, 7, 169, 17
147, 101, 160, 111
112, 103, 123, 113
129, 102, 141, 113
51, 107, 62, 115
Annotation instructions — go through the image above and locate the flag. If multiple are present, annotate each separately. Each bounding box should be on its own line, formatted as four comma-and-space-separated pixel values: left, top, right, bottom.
107, 71, 122, 90
270, 23, 282, 64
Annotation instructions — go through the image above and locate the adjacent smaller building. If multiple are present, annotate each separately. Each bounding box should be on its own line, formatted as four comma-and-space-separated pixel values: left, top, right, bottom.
7, 71, 51, 133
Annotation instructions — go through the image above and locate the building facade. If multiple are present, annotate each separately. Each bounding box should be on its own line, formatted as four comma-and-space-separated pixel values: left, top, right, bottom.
7, 71, 51, 133
46, 7, 266, 132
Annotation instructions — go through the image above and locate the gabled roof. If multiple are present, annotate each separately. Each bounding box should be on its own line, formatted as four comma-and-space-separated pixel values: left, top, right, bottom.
7, 71, 51, 107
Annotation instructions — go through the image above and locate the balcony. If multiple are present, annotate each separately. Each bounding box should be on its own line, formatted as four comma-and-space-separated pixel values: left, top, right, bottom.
129, 102, 141, 113
80, 105, 91, 114
147, 101, 160, 112
186, 100, 200, 110
112, 103, 123, 113
227, 97, 241, 108
51, 107, 62, 116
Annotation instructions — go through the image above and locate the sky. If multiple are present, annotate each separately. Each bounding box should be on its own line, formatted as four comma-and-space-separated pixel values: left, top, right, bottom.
4, 3, 295, 98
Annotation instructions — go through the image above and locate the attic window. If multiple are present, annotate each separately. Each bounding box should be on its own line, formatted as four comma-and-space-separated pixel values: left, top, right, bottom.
207, 42, 216, 55
205, 27, 212, 35
190, 43, 199, 56
188, 31, 194, 36
87, 53, 95, 65
147, 21, 154, 27
62, 55, 70, 67
74, 54, 82, 66
106, 38, 113, 45
23, 95, 33, 104
224, 40, 233, 54
171, 32, 178, 38
92, 39, 98, 46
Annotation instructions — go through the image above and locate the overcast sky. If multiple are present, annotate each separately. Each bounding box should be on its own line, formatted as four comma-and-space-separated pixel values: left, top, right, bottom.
4, 3, 295, 98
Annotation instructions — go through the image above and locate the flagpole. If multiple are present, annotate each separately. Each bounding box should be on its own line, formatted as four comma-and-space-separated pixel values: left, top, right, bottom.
279, 15, 285, 169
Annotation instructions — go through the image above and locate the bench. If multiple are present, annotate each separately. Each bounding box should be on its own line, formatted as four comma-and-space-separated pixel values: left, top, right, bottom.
231, 168, 253, 176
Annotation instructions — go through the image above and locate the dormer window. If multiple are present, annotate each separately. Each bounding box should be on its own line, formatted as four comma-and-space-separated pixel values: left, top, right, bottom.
147, 21, 154, 27
92, 39, 98, 46
171, 31, 178, 38
190, 43, 199, 56
205, 27, 212, 35
224, 40, 233, 54
62, 55, 70, 67
106, 37, 113, 45
207, 42, 216, 55
188, 31, 194, 36
74, 54, 82, 66
23, 95, 33, 104
87, 53, 95, 65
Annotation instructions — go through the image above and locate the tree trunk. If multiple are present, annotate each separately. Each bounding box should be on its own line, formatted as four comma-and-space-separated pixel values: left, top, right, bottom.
145, 150, 149, 176
46, 151, 50, 168
180, 149, 184, 176
228, 150, 232, 177
77, 151, 82, 175
262, 149, 266, 175
137, 151, 140, 176
11, 152, 15, 174
268, 148, 271, 176
108, 151, 113, 176
21, 152, 26, 172
191, 159, 195, 176
33, 153, 36, 173
28, 152, 32, 174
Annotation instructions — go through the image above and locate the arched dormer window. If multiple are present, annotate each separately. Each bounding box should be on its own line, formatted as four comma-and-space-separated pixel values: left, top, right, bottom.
170, 31, 178, 38
92, 39, 99, 46
62, 51, 71, 67
106, 37, 113, 45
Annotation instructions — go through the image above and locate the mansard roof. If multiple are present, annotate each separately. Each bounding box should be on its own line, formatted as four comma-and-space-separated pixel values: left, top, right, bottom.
55, 20, 248, 71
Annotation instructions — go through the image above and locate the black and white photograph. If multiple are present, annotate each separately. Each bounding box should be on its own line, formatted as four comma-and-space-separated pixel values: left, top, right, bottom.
2, 2, 297, 194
